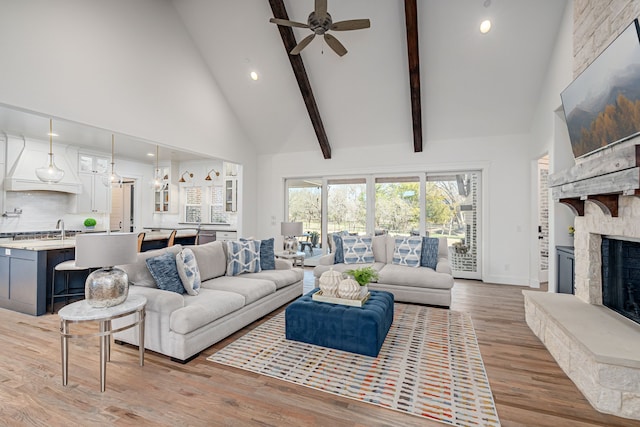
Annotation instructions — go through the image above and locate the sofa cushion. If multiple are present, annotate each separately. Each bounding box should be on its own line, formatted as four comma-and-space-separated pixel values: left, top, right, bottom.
176, 248, 201, 295
169, 289, 246, 335
259, 237, 276, 270
146, 252, 185, 294
314, 262, 385, 280
372, 234, 387, 263
226, 240, 261, 276
392, 236, 422, 267
377, 264, 454, 290
119, 245, 183, 288
242, 268, 304, 290
189, 241, 227, 281
201, 276, 276, 305
420, 237, 440, 269
342, 235, 374, 264
332, 234, 344, 264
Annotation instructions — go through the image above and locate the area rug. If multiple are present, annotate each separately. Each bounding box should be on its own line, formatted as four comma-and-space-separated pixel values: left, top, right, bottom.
208, 304, 500, 426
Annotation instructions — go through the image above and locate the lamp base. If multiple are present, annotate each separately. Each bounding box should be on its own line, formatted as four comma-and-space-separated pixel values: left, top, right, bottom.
85, 267, 129, 308
283, 236, 298, 254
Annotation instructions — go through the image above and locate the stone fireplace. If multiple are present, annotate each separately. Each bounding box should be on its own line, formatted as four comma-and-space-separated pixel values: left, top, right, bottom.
523, 141, 640, 421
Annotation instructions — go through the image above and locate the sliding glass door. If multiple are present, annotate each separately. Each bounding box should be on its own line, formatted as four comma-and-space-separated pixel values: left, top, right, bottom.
285, 170, 481, 278
426, 171, 480, 278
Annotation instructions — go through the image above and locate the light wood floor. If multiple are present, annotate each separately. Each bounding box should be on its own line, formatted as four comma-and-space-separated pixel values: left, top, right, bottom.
2, 274, 640, 426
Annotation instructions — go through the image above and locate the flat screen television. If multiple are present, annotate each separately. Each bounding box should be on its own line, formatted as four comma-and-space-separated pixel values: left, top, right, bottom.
561, 19, 640, 159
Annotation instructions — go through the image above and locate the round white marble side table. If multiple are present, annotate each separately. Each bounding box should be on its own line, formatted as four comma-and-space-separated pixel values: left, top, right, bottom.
58, 294, 146, 392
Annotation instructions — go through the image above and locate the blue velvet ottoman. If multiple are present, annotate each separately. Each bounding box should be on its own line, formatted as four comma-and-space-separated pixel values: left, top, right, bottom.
285, 289, 394, 357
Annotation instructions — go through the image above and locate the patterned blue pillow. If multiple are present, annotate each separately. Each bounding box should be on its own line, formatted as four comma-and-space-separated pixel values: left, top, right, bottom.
332, 234, 344, 264
226, 240, 261, 276
146, 252, 185, 294
260, 238, 275, 270
176, 248, 201, 295
342, 236, 374, 264
392, 236, 422, 267
421, 237, 440, 269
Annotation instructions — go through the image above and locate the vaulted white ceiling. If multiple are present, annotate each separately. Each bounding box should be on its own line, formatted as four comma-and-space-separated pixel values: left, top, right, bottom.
172, 0, 568, 156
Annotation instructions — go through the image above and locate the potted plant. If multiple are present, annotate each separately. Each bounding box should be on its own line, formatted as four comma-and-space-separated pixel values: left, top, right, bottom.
84, 217, 97, 230
344, 266, 379, 297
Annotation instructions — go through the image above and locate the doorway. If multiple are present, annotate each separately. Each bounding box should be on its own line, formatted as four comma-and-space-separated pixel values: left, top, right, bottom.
110, 179, 135, 232
537, 155, 550, 284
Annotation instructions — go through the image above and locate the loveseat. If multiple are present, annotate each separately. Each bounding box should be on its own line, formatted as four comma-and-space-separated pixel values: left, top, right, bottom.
313, 235, 453, 307
113, 240, 303, 363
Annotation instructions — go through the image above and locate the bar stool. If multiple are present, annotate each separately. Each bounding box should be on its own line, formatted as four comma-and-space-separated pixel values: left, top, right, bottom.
137, 232, 145, 252
50, 260, 91, 314
167, 230, 177, 247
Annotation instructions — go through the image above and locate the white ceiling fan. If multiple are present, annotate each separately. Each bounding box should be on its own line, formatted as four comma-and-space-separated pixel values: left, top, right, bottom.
270, 0, 370, 57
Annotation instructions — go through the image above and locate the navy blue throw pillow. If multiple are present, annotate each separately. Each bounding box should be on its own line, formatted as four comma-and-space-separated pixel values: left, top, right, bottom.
332, 234, 344, 264
260, 238, 275, 270
146, 252, 185, 294
420, 237, 440, 269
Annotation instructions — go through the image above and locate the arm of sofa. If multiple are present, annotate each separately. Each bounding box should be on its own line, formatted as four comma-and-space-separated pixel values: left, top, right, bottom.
318, 253, 335, 265
275, 258, 293, 270
128, 285, 185, 315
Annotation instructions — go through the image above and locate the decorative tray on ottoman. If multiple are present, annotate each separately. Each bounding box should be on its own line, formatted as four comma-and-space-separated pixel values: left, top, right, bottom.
312, 290, 370, 307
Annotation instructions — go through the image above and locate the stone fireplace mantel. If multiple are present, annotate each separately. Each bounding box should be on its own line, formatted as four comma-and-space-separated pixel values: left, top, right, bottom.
549, 143, 640, 217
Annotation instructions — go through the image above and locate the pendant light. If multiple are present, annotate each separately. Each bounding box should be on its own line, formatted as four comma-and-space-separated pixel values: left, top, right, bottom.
35, 119, 65, 183
102, 134, 123, 187
152, 145, 164, 190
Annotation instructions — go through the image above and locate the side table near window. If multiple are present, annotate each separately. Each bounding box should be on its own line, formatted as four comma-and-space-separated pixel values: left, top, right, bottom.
58, 294, 146, 392
275, 251, 305, 267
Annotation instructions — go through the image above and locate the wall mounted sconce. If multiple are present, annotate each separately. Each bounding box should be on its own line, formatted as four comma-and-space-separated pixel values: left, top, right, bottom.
179, 171, 194, 183
205, 169, 220, 181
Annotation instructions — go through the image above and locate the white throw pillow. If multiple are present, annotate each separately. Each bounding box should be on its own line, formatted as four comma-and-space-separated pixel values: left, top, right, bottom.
176, 248, 201, 295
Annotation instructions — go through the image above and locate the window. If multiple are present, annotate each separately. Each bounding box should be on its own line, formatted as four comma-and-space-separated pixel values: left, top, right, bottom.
374, 176, 420, 236
184, 187, 202, 223
209, 185, 228, 223
327, 178, 367, 235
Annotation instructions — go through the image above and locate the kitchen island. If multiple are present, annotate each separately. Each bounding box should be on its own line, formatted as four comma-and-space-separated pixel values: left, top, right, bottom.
0, 239, 77, 316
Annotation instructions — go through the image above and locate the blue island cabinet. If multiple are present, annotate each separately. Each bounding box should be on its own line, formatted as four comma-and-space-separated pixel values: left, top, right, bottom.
0, 247, 75, 315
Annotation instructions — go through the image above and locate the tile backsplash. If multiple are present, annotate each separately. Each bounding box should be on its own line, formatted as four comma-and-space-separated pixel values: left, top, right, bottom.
0, 191, 81, 232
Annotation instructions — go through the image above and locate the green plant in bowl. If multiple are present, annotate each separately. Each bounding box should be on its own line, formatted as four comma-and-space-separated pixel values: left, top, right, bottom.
344, 266, 379, 286
84, 218, 97, 228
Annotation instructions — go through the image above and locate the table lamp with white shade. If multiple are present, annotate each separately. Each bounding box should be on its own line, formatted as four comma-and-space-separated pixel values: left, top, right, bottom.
281, 221, 303, 254
75, 233, 138, 308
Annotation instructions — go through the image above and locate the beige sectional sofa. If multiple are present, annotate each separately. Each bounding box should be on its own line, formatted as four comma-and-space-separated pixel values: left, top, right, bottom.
313, 235, 454, 307
113, 241, 303, 363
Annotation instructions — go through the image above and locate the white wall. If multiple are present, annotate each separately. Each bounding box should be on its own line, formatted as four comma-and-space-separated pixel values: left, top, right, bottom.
0, 0, 257, 237
527, 2, 575, 291
257, 133, 534, 286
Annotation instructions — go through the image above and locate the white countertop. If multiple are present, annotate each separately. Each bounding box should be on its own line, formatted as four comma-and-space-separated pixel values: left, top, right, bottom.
0, 239, 77, 251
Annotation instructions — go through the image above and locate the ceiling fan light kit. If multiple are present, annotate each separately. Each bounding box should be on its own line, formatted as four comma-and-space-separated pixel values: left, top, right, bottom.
269, 0, 370, 57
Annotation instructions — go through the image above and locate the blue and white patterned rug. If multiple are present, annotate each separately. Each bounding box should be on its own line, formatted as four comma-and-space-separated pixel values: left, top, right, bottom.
208, 304, 500, 426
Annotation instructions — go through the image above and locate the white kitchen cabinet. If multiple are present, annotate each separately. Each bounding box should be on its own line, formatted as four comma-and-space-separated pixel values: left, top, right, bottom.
78, 172, 109, 213
77, 153, 110, 213
224, 178, 237, 212
216, 231, 237, 242
154, 163, 178, 213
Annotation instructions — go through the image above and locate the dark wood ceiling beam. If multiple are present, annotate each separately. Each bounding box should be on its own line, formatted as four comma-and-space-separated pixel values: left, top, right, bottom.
268, 0, 332, 159
404, 0, 423, 152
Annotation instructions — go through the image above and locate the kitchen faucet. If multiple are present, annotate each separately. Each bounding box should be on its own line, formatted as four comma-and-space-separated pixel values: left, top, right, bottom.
56, 219, 65, 241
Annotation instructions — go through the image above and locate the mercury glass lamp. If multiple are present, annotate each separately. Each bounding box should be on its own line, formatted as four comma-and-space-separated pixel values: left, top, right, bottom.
75, 233, 138, 308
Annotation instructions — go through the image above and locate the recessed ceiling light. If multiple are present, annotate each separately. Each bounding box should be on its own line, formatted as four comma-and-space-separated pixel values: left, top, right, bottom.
480, 20, 491, 34
48, 132, 58, 137
147, 152, 155, 157
250, 71, 259, 81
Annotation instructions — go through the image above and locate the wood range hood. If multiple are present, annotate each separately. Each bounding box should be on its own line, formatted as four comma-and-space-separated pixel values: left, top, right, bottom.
549, 141, 640, 217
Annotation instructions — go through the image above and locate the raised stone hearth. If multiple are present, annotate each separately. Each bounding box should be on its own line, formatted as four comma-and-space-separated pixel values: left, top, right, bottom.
526, 141, 640, 421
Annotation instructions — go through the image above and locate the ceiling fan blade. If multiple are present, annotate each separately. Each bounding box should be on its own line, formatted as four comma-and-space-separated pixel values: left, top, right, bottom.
269, 18, 309, 29
324, 33, 347, 57
315, 0, 327, 19
331, 19, 371, 31
290, 33, 316, 55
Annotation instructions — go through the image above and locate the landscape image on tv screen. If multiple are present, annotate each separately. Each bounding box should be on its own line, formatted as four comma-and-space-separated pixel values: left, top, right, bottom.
561, 19, 640, 158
